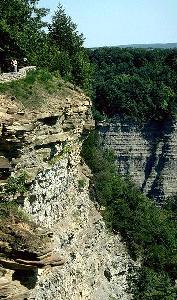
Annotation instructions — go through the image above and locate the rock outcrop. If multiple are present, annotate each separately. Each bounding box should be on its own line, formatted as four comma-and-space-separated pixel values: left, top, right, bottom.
0, 215, 64, 299
0, 84, 134, 299
98, 117, 177, 201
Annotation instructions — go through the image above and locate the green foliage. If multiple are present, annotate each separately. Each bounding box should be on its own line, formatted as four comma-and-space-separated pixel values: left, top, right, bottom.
78, 178, 86, 190
132, 267, 176, 300
0, 0, 49, 67
81, 131, 177, 298
4, 172, 28, 196
49, 144, 72, 166
48, 4, 92, 91
48, 154, 62, 166
49, 4, 84, 55
0, 201, 29, 222
0, 1, 92, 91
62, 144, 72, 155
92, 107, 106, 122
0, 69, 62, 107
88, 47, 177, 121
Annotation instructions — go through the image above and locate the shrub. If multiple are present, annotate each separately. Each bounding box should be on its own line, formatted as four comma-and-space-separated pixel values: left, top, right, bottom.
78, 178, 86, 190
0, 201, 29, 222
4, 172, 28, 196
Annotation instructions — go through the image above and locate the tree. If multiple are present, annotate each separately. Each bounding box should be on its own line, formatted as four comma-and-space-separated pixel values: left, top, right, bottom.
48, 4, 92, 90
89, 47, 177, 121
49, 4, 84, 56
0, 0, 49, 67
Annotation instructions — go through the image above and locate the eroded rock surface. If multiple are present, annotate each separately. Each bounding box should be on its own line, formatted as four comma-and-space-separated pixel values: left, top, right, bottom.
0, 85, 135, 299
26, 160, 134, 300
98, 117, 177, 201
0, 217, 63, 299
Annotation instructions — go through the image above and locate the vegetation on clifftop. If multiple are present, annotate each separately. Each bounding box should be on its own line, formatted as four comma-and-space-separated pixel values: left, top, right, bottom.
0, 69, 64, 107
0, 1, 92, 92
1, 1, 177, 122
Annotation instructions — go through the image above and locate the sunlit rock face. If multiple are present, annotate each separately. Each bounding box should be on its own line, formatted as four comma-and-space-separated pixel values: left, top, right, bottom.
98, 117, 177, 201
0, 86, 134, 300
27, 159, 134, 300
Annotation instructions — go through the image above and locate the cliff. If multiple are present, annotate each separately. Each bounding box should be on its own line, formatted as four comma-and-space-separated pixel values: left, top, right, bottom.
98, 117, 177, 201
0, 82, 134, 299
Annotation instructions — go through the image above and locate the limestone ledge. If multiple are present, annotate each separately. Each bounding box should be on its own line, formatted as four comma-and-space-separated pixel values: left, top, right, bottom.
0, 217, 64, 300
0, 85, 95, 300
24, 157, 135, 300
0, 86, 94, 183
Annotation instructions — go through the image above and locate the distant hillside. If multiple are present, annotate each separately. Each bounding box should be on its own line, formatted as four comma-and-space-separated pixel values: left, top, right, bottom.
90, 43, 177, 50
119, 43, 177, 49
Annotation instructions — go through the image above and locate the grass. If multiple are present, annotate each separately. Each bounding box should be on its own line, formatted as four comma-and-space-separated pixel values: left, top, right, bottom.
0, 201, 29, 222
0, 69, 63, 108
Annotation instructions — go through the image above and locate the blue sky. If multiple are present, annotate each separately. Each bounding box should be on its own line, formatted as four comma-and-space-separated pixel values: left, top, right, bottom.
39, 0, 177, 47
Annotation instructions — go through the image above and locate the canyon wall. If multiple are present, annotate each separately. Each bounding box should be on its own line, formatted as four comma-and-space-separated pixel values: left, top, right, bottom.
0, 84, 135, 300
98, 117, 177, 201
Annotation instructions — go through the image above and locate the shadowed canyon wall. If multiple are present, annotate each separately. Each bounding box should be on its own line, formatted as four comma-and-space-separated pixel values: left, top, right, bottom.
98, 118, 177, 201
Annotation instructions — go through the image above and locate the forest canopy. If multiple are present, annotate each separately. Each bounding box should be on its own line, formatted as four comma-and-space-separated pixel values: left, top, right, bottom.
88, 47, 177, 121
82, 131, 177, 299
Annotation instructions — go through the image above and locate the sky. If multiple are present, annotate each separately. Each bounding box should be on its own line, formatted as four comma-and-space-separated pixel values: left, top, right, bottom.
39, 0, 177, 48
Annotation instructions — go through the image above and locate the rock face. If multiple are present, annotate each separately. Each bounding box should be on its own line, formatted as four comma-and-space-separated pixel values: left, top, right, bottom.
0, 86, 134, 299
27, 172, 134, 300
0, 213, 63, 300
98, 117, 177, 201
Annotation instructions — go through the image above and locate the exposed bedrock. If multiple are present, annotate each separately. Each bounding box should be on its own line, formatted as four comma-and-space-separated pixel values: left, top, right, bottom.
98, 117, 177, 201
0, 86, 135, 299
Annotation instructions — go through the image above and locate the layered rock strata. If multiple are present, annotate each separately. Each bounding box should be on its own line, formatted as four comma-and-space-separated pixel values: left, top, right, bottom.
0, 221, 63, 300
98, 117, 177, 201
0, 86, 134, 299
27, 172, 134, 300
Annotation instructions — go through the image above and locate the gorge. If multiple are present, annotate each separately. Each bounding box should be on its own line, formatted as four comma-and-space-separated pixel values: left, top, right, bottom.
1, 66, 177, 299
1, 1, 177, 298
